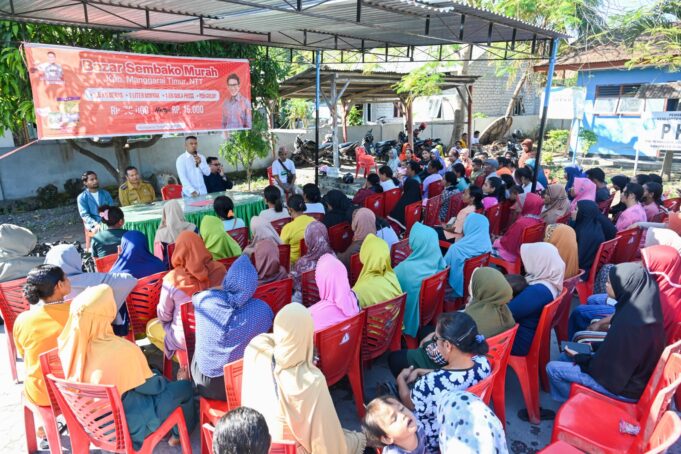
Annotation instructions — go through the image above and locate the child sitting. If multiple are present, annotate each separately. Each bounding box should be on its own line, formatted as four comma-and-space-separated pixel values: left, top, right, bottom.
362, 395, 426, 454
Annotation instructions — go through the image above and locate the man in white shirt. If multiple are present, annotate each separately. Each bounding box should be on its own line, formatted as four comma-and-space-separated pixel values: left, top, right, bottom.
176, 135, 210, 197
271, 146, 301, 196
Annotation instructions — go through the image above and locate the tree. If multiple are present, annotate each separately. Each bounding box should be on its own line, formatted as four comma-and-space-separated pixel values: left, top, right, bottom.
393, 62, 444, 146
0, 21, 286, 181
219, 110, 274, 190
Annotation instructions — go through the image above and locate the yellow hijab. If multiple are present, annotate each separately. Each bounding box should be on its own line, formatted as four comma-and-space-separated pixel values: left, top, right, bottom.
58, 285, 152, 396
352, 234, 402, 308
241, 304, 351, 454
544, 224, 580, 279
199, 215, 242, 260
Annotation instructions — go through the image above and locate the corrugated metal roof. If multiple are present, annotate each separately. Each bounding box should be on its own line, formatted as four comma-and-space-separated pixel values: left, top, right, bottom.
1, 0, 565, 55
636, 82, 681, 99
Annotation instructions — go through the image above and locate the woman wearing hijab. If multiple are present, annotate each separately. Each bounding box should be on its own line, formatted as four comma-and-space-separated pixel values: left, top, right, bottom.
386, 148, 400, 173
44, 244, 137, 335
0, 224, 44, 283
110, 231, 166, 279
199, 215, 242, 260
540, 184, 570, 225
465, 267, 516, 338
338, 207, 376, 269
547, 263, 665, 402
564, 165, 585, 196
243, 215, 282, 257
508, 243, 565, 356
309, 254, 360, 332
241, 304, 366, 454
253, 239, 289, 285
291, 221, 335, 295
544, 224, 580, 279
352, 234, 402, 309
572, 200, 617, 278
387, 178, 422, 232
58, 285, 196, 449
323, 190, 355, 229
394, 223, 447, 338
431, 148, 447, 176
493, 193, 544, 264
146, 231, 226, 368
191, 255, 273, 400
444, 213, 492, 298
569, 177, 597, 212
153, 199, 196, 246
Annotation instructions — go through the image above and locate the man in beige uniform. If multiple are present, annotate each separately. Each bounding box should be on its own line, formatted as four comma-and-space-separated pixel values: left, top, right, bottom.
118, 166, 156, 206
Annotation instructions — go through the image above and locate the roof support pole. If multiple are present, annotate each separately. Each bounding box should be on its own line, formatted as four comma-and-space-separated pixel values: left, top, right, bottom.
330, 73, 339, 168
467, 85, 473, 150
531, 38, 558, 193
314, 48, 321, 185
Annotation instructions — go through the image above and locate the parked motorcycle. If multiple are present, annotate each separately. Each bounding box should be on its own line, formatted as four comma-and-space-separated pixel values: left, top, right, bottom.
362, 129, 375, 154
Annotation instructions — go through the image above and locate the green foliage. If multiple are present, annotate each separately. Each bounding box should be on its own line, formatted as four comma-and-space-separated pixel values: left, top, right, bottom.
219, 110, 273, 190
282, 99, 311, 128
347, 106, 363, 126
578, 128, 598, 157
544, 129, 570, 155
473, 112, 488, 119
393, 62, 443, 103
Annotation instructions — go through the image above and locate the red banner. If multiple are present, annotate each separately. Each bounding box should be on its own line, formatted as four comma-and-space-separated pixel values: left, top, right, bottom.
24, 43, 252, 139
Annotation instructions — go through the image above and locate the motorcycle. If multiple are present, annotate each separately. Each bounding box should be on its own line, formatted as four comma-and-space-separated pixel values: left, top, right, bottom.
374, 139, 397, 158
506, 129, 524, 156
293, 134, 358, 166
362, 128, 375, 154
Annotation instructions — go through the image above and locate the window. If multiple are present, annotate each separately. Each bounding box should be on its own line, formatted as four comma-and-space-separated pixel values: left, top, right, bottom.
644, 98, 666, 112
594, 85, 620, 114
594, 84, 650, 115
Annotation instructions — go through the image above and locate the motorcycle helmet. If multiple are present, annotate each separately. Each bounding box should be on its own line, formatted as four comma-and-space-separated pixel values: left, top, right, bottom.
419, 122, 427, 131
342, 173, 354, 184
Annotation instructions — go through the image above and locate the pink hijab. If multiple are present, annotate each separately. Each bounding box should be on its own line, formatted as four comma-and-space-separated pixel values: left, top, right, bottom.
308, 253, 359, 332
569, 177, 597, 212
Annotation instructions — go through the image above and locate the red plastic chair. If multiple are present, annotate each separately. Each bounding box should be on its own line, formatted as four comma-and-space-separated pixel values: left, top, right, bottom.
485, 203, 503, 237
314, 311, 367, 418
125, 271, 167, 339
428, 180, 445, 198
508, 288, 566, 424
364, 193, 385, 218
25, 348, 63, 454
445, 193, 464, 222
598, 195, 615, 215
349, 253, 363, 286
270, 217, 292, 235
360, 294, 406, 367
300, 269, 320, 307
161, 184, 183, 201
644, 410, 681, 453
576, 238, 618, 304
422, 196, 442, 227
251, 243, 291, 273
299, 239, 308, 257
216, 256, 239, 272
663, 197, 681, 213
390, 238, 412, 268
489, 222, 546, 275
611, 227, 643, 264
404, 201, 422, 237
253, 278, 293, 317
498, 200, 514, 234
355, 146, 378, 178
227, 227, 249, 250
538, 440, 583, 453
328, 222, 353, 253
154, 242, 177, 270
383, 188, 402, 216
45, 373, 191, 454
267, 166, 274, 185
446, 253, 491, 312
94, 253, 119, 272
555, 212, 571, 225
405, 268, 449, 348
308, 212, 325, 222
486, 325, 519, 430
466, 359, 499, 405
163, 302, 193, 379
0, 277, 29, 383
551, 352, 681, 453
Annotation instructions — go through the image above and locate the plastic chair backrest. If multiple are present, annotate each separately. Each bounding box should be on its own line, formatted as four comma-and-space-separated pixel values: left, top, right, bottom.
227, 227, 249, 250
300, 269, 320, 307
0, 277, 29, 332
38, 348, 64, 415
642, 411, 681, 454
299, 239, 308, 257
161, 184, 183, 201
270, 441, 297, 454
428, 180, 445, 198
636, 340, 681, 422
278, 244, 291, 272
462, 254, 491, 302
216, 256, 239, 272
598, 195, 615, 215
267, 166, 274, 185
419, 268, 449, 326
486, 325, 518, 377
639, 354, 681, 444
94, 253, 119, 272
390, 238, 412, 268
125, 271, 167, 338
423, 197, 442, 227
361, 293, 407, 363
364, 193, 385, 218
662, 197, 681, 213
587, 238, 618, 284
556, 212, 571, 225
612, 227, 643, 264
498, 200, 514, 233
180, 302, 196, 365
202, 423, 215, 454
270, 217, 292, 235
222, 358, 244, 411
328, 222, 353, 253
384, 188, 402, 216
253, 278, 293, 317
166, 242, 176, 269
308, 212, 325, 222
485, 204, 503, 236
526, 289, 566, 359
521, 222, 546, 245
446, 192, 464, 221
314, 311, 366, 386
467, 359, 498, 405
349, 253, 363, 286
650, 212, 668, 223
404, 201, 422, 236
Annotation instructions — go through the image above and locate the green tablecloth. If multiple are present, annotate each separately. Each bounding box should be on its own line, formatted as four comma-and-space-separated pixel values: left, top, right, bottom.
122, 191, 265, 251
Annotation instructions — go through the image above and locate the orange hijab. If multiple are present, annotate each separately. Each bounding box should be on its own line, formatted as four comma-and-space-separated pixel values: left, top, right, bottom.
165, 231, 226, 295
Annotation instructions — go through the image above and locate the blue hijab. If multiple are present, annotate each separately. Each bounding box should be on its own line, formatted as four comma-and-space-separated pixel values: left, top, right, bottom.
444, 213, 492, 297
110, 231, 166, 279
564, 165, 585, 196
525, 158, 548, 188
394, 223, 446, 337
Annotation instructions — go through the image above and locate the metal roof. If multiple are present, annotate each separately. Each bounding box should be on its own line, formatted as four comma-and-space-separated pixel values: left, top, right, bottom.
1, 0, 566, 55
636, 82, 681, 99
279, 67, 478, 101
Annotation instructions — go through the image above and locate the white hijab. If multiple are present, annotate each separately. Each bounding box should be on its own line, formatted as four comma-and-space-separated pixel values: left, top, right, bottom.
520, 242, 565, 298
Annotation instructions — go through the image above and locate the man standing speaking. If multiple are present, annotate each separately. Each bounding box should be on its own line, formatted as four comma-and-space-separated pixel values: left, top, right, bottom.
176, 136, 210, 197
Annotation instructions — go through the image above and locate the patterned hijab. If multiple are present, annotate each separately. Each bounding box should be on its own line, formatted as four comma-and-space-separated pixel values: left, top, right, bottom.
309, 253, 359, 332
164, 231, 226, 296
154, 200, 196, 244
199, 215, 242, 260
540, 184, 569, 224
293, 221, 334, 277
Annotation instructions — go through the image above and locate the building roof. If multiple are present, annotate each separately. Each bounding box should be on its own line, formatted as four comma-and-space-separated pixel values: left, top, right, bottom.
1, 0, 566, 56
279, 67, 479, 102
636, 82, 681, 99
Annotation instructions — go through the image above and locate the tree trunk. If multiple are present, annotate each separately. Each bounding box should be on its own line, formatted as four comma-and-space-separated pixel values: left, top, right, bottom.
247, 165, 252, 191
339, 99, 351, 142
67, 140, 119, 181
403, 98, 414, 148
504, 72, 527, 119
